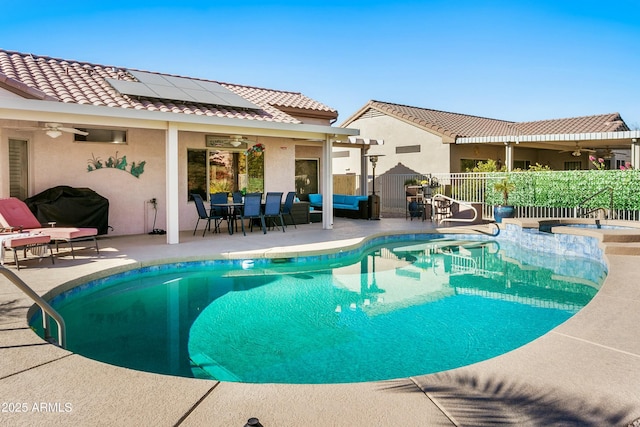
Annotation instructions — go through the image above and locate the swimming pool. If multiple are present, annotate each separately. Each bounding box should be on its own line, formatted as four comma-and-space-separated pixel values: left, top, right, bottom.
31, 233, 606, 384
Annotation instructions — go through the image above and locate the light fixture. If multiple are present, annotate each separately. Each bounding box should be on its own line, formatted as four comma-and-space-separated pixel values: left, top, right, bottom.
46, 129, 62, 138
230, 140, 242, 147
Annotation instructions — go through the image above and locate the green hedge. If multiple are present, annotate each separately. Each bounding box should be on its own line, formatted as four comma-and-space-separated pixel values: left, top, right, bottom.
483, 170, 640, 210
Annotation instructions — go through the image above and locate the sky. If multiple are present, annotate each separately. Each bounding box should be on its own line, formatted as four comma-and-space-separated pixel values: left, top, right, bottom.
2, 1, 640, 127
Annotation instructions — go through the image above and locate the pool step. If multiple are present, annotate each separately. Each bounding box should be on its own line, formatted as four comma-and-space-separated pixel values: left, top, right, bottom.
604, 242, 640, 256
599, 230, 640, 243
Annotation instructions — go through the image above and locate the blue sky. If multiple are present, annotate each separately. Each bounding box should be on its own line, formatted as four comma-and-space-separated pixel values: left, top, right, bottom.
2, 1, 639, 126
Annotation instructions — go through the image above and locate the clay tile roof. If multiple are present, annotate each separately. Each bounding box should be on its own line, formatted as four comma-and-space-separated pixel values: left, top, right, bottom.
352, 100, 630, 139
512, 112, 630, 135
366, 100, 515, 138
0, 49, 337, 124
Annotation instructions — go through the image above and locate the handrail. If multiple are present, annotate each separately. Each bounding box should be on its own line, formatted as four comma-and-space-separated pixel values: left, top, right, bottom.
0, 266, 66, 348
431, 194, 479, 224
575, 187, 613, 219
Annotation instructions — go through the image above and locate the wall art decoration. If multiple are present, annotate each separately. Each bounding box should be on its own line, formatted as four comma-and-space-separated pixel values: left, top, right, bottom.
87, 152, 146, 178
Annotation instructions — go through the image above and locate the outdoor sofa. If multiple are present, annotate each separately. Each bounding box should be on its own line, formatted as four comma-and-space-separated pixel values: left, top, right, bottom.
308, 193, 369, 219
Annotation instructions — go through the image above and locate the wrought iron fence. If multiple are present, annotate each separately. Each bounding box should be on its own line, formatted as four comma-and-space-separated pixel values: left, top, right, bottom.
338, 171, 640, 221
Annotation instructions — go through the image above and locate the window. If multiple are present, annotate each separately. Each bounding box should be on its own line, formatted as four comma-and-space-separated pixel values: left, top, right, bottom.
564, 161, 582, 170
9, 139, 28, 199
187, 148, 264, 201
460, 159, 483, 171
513, 160, 531, 170
396, 145, 421, 154
295, 159, 319, 196
75, 128, 127, 144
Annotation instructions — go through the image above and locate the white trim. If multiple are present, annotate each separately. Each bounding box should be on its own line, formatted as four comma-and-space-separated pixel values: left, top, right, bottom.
347, 136, 384, 145
457, 130, 640, 144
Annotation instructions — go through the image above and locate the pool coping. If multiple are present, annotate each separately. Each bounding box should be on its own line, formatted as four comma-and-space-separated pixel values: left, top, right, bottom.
1, 218, 639, 426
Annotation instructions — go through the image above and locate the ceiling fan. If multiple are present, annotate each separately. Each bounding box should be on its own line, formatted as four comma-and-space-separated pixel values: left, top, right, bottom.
12, 122, 89, 138
600, 147, 614, 159
559, 143, 596, 157
228, 135, 254, 147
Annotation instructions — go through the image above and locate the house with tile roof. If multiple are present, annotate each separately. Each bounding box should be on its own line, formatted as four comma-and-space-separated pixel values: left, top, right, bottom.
0, 49, 362, 242
338, 100, 640, 179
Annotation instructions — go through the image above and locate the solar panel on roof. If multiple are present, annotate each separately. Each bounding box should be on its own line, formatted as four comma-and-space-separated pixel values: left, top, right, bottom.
106, 70, 260, 110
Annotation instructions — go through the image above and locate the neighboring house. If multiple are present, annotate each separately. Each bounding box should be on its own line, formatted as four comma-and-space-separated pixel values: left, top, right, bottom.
337, 100, 640, 179
0, 49, 360, 242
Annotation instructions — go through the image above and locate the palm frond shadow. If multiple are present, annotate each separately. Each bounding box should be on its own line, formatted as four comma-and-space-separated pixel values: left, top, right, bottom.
382, 373, 634, 426
0, 299, 25, 320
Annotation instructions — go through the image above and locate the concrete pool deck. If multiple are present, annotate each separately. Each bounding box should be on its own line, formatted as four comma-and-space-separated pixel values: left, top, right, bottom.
1, 217, 639, 426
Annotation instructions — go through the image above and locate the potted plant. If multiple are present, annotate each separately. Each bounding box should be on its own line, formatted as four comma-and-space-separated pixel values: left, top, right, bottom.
493, 176, 516, 223
245, 143, 265, 156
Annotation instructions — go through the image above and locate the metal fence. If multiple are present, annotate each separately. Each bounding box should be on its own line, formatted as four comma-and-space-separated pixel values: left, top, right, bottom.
338, 172, 640, 221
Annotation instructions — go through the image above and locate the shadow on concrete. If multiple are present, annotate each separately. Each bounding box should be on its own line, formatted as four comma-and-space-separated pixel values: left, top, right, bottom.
0, 299, 25, 321
382, 373, 635, 426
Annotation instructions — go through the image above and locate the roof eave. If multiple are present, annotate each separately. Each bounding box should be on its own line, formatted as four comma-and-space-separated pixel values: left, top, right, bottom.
0, 98, 359, 138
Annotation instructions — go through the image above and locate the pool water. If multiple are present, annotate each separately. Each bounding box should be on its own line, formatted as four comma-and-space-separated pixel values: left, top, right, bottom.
31, 237, 605, 384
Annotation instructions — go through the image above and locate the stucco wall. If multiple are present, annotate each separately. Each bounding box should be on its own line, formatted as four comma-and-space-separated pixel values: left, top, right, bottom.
29, 128, 167, 236
342, 114, 451, 175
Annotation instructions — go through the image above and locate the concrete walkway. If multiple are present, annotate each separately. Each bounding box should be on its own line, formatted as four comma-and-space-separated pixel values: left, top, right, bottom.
1, 218, 639, 426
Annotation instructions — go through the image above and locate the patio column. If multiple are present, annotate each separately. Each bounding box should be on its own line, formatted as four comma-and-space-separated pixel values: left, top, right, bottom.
360, 146, 370, 196
632, 138, 640, 169
322, 135, 334, 229
504, 143, 514, 171
166, 122, 180, 244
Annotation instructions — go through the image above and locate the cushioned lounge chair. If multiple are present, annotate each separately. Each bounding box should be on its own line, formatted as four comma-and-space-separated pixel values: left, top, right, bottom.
0, 197, 98, 259
0, 232, 54, 270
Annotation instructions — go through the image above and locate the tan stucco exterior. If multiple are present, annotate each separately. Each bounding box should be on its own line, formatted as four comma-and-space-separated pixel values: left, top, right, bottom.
335, 114, 450, 175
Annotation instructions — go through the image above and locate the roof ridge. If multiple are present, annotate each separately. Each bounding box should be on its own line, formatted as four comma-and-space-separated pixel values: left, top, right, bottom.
370, 100, 514, 123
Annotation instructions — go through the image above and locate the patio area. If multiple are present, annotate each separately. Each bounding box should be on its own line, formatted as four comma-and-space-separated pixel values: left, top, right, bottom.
1, 217, 639, 426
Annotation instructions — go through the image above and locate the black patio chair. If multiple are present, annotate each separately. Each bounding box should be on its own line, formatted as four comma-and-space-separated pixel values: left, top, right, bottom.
282, 191, 297, 228
230, 191, 244, 232
240, 193, 266, 235
264, 192, 285, 232
191, 193, 218, 237
209, 192, 229, 234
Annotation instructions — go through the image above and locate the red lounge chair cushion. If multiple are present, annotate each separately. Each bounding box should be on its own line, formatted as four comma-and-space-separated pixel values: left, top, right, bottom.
2, 234, 51, 248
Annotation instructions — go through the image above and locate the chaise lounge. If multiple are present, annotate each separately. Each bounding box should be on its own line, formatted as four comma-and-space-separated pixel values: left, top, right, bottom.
0, 232, 54, 269
0, 197, 99, 259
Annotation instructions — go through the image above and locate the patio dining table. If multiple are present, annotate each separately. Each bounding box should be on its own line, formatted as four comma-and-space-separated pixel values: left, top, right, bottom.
210, 202, 244, 235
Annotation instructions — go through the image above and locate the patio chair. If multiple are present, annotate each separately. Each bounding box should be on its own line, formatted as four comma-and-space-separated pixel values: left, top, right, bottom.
432, 196, 452, 222
1, 232, 54, 270
209, 192, 230, 234
231, 191, 244, 232
191, 193, 218, 236
0, 197, 98, 259
264, 192, 285, 232
281, 191, 297, 229
239, 193, 266, 235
